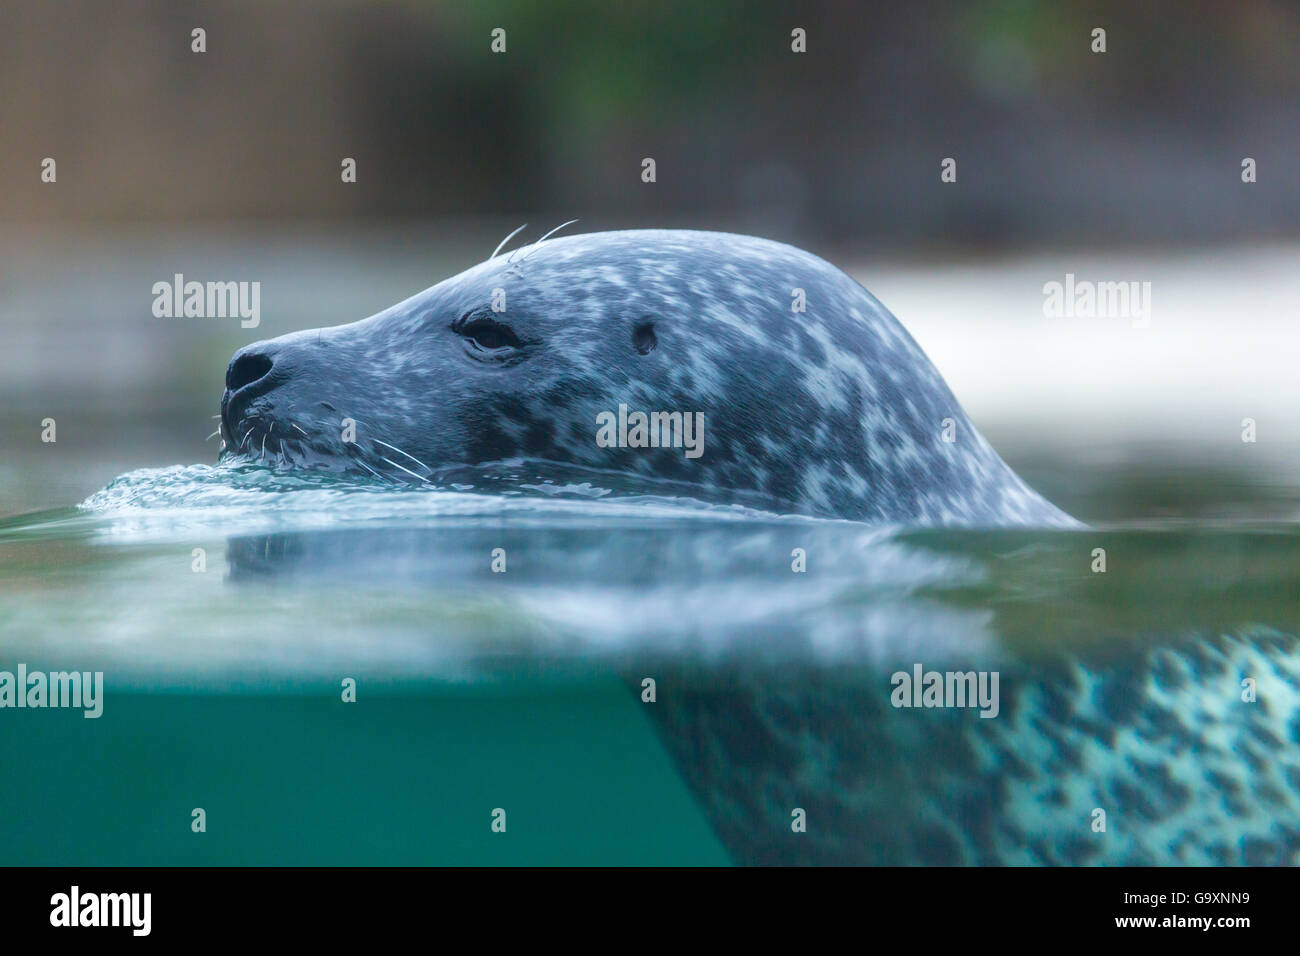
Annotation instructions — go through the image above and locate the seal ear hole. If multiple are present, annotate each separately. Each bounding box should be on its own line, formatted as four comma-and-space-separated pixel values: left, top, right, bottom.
633, 321, 657, 355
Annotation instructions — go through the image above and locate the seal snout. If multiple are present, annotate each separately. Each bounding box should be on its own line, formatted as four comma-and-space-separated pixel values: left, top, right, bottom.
220, 340, 294, 449
226, 350, 273, 393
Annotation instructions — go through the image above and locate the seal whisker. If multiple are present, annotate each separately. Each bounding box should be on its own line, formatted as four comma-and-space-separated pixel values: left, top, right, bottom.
521, 219, 579, 261
507, 226, 540, 264
490, 223, 528, 261
379, 456, 431, 483
205, 429, 221, 441
354, 459, 386, 481
372, 439, 431, 472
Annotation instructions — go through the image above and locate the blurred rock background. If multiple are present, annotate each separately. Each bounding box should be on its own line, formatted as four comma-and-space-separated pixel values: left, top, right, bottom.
3, 0, 1297, 242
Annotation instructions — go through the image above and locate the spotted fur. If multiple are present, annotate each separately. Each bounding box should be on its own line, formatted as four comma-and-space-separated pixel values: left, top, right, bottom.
643, 631, 1300, 865
220, 230, 1071, 525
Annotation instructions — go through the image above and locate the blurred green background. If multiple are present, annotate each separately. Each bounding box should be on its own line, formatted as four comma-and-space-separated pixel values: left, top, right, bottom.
5, 0, 1298, 240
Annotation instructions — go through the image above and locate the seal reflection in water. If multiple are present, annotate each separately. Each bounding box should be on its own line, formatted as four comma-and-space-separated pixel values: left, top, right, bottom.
219, 229, 1073, 526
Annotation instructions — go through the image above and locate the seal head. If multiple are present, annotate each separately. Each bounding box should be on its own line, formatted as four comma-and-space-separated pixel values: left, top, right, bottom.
219, 229, 1070, 525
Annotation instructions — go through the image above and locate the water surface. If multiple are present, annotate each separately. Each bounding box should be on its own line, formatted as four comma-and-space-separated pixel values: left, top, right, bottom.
2, 459, 1297, 864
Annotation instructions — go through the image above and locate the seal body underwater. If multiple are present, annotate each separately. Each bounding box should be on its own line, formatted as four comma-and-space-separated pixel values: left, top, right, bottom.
219, 229, 1072, 526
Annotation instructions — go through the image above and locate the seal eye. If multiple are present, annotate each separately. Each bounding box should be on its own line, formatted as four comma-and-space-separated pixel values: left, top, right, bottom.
453, 315, 522, 354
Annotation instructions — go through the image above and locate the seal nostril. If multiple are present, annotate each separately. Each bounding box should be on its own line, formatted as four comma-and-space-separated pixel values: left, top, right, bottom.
227, 353, 273, 392
633, 321, 657, 355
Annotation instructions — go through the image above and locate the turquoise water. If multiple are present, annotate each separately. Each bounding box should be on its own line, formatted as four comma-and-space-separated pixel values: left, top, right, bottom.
1, 460, 1299, 865
1, 690, 728, 866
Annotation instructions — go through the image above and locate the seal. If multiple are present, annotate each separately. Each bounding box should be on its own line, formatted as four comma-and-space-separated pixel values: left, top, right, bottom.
219, 229, 1072, 526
